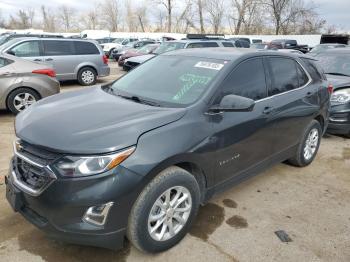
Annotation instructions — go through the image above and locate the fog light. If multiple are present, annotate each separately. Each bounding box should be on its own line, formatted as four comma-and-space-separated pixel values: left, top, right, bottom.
83, 202, 114, 226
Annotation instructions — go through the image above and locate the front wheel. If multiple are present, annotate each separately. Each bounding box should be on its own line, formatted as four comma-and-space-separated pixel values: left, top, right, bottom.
288, 120, 322, 167
127, 167, 200, 253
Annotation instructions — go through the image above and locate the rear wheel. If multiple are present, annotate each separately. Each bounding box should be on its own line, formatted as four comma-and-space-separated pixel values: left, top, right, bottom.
77, 67, 97, 86
127, 167, 200, 253
7, 88, 40, 114
288, 120, 322, 167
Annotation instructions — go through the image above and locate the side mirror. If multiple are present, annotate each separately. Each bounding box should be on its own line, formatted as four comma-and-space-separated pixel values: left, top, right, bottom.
209, 94, 255, 113
7, 50, 15, 56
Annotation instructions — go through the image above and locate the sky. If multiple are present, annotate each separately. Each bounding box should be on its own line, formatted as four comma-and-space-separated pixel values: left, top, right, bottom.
0, 0, 350, 32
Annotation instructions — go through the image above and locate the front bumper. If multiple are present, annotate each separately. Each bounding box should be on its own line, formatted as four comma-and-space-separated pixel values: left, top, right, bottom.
5, 159, 144, 250
326, 104, 350, 135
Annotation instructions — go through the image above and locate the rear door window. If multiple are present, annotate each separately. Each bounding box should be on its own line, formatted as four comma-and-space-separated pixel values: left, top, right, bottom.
0, 57, 12, 68
9, 41, 41, 57
267, 57, 299, 96
296, 63, 309, 86
43, 40, 74, 56
222, 42, 234, 47
218, 57, 267, 101
74, 41, 100, 55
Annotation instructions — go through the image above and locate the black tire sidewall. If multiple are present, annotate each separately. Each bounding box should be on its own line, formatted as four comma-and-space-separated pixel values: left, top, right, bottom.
131, 169, 200, 253
299, 121, 322, 166
7, 88, 40, 114
78, 67, 97, 86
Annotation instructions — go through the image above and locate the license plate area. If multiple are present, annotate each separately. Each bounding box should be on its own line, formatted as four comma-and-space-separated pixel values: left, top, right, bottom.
5, 176, 23, 212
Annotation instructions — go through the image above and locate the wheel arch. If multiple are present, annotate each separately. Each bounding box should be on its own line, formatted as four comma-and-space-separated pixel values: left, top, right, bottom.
314, 114, 325, 132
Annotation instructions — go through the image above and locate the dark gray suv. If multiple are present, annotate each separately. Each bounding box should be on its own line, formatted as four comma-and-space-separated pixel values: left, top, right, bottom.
6, 49, 330, 253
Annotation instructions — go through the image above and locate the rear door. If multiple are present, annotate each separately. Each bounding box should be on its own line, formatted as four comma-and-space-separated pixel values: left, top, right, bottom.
265, 56, 319, 155
208, 57, 276, 185
42, 40, 76, 80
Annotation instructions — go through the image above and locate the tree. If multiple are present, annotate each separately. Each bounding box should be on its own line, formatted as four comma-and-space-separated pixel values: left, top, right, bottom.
101, 0, 121, 32
197, 0, 205, 33
58, 5, 75, 32
156, 0, 174, 32
205, 0, 225, 34
41, 5, 57, 32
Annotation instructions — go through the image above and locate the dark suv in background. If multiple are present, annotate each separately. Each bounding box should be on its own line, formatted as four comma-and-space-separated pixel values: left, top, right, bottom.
6, 49, 330, 253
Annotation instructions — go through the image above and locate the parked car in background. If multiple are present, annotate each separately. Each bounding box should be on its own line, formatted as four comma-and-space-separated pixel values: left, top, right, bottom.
315, 49, 350, 137
320, 34, 350, 45
101, 38, 138, 57
308, 43, 347, 56
268, 39, 309, 53
123, 38, 237, 71
0, 38, 110, 86
250, 43, 268, 49
0, 53, 59, 114
0, 33, 63, 46
95, 37, 117, 45
6, 49, 330, 253
277, 49, 304, 55
119, 44, 159, 67
228, 37, 250, 48
111, 39, 157, 61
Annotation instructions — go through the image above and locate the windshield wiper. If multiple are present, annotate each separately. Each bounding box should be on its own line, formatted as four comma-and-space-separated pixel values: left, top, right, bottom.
325, 72, 350, 77
117, 94, 161, 107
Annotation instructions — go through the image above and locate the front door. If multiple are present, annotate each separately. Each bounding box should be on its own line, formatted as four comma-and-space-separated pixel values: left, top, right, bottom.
208, 57, 276, 185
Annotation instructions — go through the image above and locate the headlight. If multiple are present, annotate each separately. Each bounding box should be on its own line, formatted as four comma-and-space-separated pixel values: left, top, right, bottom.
330, 88, 350, 104
54, 147, 135, 177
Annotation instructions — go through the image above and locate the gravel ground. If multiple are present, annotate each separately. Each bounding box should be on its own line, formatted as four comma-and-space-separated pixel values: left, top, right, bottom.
0, 61, 349, 262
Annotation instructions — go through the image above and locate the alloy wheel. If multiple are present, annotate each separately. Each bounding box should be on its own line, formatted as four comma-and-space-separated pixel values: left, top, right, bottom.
148, 186, 192, 242
81, 70, 95, 84
13, 92, 36, 112
303, 128, 319, 161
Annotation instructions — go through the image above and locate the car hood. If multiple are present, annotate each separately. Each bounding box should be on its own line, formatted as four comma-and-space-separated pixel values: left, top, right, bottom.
15, 87, 187, 154
326, 74, 350, 90
127, 54, 155, 64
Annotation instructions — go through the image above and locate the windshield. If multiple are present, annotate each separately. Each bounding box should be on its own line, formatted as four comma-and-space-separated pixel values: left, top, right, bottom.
137, 44, 158, 54
153, 42, 186, 55
0, 38, 20, 52
110, 55, 226, 106
0, 35, 9, 46
112, 38, 124, 44
316, 53, 350, 76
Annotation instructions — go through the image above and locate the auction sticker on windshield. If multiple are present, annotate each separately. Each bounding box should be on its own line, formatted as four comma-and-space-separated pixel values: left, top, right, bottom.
195, 61, 224, 71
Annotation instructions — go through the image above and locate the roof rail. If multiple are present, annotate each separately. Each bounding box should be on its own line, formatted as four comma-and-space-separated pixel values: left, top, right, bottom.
186, 34, 225, 40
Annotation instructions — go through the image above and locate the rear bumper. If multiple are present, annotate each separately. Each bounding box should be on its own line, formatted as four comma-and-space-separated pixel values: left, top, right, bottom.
98, 66, 110, 77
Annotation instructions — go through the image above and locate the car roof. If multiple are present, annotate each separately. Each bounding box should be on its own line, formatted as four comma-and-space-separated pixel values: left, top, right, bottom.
5, 37, 96, 43
169, 39, 230, 44
161, 47, 307, 61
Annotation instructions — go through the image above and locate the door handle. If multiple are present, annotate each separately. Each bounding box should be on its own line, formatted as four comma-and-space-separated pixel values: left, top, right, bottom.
45, 58, 53, 61
33, 59, 42, 62
263, 106, 274, 115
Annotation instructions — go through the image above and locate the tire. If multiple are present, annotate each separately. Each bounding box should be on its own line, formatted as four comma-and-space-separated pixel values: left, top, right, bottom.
7, 87, 40, 114
127, 166, 200, 253
77, 67, 97, 86
288, 120, 322, 167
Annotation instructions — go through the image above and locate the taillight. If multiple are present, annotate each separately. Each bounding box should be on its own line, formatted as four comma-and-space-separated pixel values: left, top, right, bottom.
32, 69, 56, 78
103, 55, 108, 65
327, 84, 334, 94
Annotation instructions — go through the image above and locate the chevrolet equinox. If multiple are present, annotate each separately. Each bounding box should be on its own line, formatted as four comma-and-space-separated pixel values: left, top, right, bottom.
6, 48, 330, 253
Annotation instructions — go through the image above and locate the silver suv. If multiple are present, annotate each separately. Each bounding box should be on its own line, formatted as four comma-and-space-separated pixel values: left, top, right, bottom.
0, 38, 110, 85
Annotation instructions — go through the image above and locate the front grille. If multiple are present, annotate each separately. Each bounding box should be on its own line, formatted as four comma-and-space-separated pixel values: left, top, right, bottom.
12, 140, 61, 195
13, 157, 53, 191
